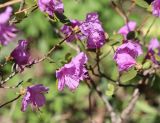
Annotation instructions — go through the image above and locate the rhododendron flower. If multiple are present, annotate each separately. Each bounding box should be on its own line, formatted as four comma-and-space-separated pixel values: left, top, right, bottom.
79, 12, 105, 49
118, 21, 136, 38
0, 6, 12, 24
56, 52, 88, 91
61, 20, 85, 42
21, 84, 49, 112
11, 40, 30, 70
87, 30, 105, 49
38, 0, 64, 16
114, 41, 143, 71
152, 0, 160, 17
0, 7, 17, 45
147, 38, 160, 64
148, 38, 160, 50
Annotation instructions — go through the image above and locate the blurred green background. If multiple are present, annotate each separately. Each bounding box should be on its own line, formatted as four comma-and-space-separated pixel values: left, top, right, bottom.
0, 0, 160, 123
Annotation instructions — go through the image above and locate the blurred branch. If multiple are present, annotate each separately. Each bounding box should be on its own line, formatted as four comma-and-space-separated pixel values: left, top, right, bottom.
88, 90, 94, 123
18, 0, 25, 11
87, 77, 117, 123
116, 87, 140, 123
117, 77, 149, 123
136, 15, 150, 32
0, 81, 23, 89
143, 17, 157, 44
0, 0, 22, 8
0, 71, 18, 85
126, 2, 136, 16
111, 0, 128, 23
0, 94, 21, 108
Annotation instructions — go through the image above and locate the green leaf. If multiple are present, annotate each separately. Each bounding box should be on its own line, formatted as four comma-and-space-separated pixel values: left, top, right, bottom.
108, 34, 123, 46
155, 54, 160, 62
25, 0, 36, 6
142, 60, 151, 70
15, 12, 26, 21
135, 0, 149, 8
120, 68, 137, 83
105, 83, 115, 96
55, 12, 72, 25
65, 53, 72, 61
136, 100, 158, 114
56, 79, 58, 91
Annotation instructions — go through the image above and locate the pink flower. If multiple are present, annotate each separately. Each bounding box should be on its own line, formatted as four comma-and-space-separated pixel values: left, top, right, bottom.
11, 40, 30, 70
118, 21, 136, 39
147, 38, 160, 64
0, 7, 17, 45
21, 84, 49, 112
56, 52, 88, 91
0, 6, 12, 24
38, 0, 64, 16
152, 0, 160, 17
148, 38, 160, 50
115, 53, 136, 71
79, 12, 106, 49
114, 41, 143, 72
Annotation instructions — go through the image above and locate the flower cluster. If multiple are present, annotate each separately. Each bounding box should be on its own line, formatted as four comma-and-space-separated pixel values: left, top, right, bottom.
114, 41, 143, 72
0, 7, 17, 45
11, 40, 30, 70
56, 52, 88, 91
147, 38, 160, 64
152, 0, 160, 17
38, 0, 64, 16
79, 12, 106, 49
21, 84, 49, 112
60, 12, 106, 49
1, 0, 160, 114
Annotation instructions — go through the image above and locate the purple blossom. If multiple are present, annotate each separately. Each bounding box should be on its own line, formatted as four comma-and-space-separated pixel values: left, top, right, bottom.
61, 20, 85, 42
147, 38, 160, 64
11, 40, 30, 70
56, 52, 88, 91
118, 21, 136, 38
87, 30, 105, 49
148, 38, 160, 50
38, 0, 64, 16
21, 84, 49, 112
79, 12, 106, 49
0, 6, 12, 24
0, 7, 17, 45
114, 41, 143, 71
115, 53, 136, 71
152, 0, 160, 17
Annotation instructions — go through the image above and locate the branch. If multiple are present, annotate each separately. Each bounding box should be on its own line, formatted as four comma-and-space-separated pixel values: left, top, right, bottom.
143, 17, 157, 44
87, 77, 117, 123
117, 88, 140, 123
0, 0, 22, 9
116, 78, 147, 123
111, 0, 128, 23
0, 95, 21, 108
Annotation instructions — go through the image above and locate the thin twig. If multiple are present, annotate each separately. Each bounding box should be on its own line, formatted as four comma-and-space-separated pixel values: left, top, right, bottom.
88, 77, 117, 123
111, 0, 128, 23
0, 95, 21, 108
0, 81, 24, 89
116, 78, 147, 123
143, 17, 157, 45
0, 0, 22, 8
